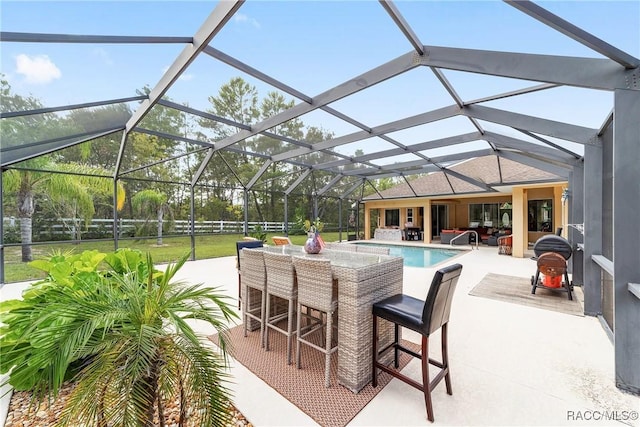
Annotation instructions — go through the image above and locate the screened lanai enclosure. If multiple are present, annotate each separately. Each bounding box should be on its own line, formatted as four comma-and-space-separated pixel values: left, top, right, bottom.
1, 1, 639, 394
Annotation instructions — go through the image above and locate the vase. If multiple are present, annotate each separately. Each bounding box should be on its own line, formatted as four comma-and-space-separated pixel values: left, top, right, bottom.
304, 232, 322, 254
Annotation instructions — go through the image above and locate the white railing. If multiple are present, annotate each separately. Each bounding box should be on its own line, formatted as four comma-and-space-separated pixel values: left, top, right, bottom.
450, 230, 479, 250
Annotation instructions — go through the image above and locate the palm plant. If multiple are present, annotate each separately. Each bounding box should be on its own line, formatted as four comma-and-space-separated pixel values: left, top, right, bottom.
131, 189, 173, 246
0, 248, 238, 426
2, 158, 126, 261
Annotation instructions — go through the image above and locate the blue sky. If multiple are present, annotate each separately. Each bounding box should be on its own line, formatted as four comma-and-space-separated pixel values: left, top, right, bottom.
2, 1, 639, 160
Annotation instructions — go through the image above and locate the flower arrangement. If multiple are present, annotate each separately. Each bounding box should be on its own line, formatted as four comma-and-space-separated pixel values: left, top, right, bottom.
302, 218, 325, 253
303, 217, 324, 234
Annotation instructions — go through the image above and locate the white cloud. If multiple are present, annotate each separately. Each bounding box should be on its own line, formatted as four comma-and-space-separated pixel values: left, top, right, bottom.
234, 13, 261, 29
15, 54, 61, 84
161, 66, 194, 81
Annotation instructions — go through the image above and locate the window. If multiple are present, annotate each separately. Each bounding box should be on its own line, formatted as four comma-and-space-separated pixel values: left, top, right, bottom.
499, 202, 512, 228
406, 208, 413, 225
528, 199, 553, 232
469, 203, 499, 228
385, 209, 400, 227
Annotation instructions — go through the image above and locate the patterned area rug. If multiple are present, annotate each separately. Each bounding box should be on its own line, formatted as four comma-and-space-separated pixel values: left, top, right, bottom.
469, 273, 584, 316
210, 324, 418, 427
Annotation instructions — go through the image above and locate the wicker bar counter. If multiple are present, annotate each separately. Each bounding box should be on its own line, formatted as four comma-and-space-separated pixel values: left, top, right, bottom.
262, 245, 403, 393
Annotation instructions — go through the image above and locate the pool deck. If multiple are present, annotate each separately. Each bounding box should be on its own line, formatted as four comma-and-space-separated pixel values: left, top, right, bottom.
2, 243, 639, 426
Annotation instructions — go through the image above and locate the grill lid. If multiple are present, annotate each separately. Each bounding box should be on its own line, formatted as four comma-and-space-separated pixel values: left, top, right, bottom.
533, 235, 573, 259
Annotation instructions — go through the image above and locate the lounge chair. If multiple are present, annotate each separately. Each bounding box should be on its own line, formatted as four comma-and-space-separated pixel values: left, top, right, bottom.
272, 235, 292, 246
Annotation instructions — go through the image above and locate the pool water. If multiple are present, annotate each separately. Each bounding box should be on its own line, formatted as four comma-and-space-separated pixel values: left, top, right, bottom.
355, 243, 462, 268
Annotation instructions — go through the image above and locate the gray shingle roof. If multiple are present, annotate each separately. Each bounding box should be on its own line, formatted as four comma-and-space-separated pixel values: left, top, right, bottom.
363, 155, 561, 200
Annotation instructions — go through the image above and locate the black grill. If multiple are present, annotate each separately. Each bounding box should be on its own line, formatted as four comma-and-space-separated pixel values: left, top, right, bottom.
533, 235, 572, 260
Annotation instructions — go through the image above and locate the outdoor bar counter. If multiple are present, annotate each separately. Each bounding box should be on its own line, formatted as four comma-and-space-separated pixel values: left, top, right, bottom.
261, 245, 403, 392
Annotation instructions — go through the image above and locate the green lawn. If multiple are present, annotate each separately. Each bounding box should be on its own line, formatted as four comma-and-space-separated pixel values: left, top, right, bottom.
2, 232, 343, 284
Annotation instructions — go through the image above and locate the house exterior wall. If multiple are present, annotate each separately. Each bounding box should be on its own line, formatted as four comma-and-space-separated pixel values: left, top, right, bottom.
363, 182, 566, 258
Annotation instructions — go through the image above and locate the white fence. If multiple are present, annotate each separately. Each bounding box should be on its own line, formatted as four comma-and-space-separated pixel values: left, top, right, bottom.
3, 217, 289, 238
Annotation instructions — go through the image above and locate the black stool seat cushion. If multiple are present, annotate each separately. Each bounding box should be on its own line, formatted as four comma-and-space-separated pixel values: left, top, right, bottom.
373, 294, 425, 333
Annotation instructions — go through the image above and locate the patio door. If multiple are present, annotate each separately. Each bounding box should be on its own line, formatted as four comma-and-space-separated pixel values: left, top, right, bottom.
431, 205, 448, 238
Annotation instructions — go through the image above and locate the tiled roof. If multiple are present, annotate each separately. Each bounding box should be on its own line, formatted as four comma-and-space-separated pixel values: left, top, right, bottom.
363, 155, 561, 200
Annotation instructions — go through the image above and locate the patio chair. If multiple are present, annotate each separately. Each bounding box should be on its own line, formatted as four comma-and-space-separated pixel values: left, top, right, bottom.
236, 240, 264, 309
272, 235, 292, 246
372, 263, 463, 422
263, 251, 297, 364
497, 234, 513, 255
293, 256, 338, 387
530, 235, 574, 300
240, 247, 268, 347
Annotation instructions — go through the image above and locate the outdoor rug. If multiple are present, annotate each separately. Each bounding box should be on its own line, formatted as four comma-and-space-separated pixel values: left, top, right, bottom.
209, 324, 419, 427
469, 273, 584, 317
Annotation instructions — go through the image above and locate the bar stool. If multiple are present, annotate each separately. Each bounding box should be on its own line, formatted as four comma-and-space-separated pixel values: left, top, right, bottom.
293, 256, 338, 387
263, 251, 297, 364
240, 248, 267, 347
236, 240, 264, 310
372, 263, 463, 422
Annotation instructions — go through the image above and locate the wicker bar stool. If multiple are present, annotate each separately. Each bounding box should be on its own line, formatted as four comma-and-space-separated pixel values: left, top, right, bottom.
263, 251, 297, 364
235, 240, 264, 310
292, 256, 339, 387
240, 247, 267, 347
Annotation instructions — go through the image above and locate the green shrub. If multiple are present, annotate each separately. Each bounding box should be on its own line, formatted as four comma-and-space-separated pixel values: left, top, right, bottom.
0, 248, 238, 426
249, 224, 267, 242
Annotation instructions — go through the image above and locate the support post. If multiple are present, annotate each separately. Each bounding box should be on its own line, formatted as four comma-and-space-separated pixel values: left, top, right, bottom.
338, 199, 343, 242
423, 201, 431, 242
313, 193, 318, 220
284, 194, 289, 236
190, 185, 196, 261
613, 89, 640, 395
364, 204, 370, 240
0, 169, 4, 284
568, 167, 584, 284
512, 187, 526, 258
243, 189, 249, 236
583, 143, 603, 316
113, 179, 119, 251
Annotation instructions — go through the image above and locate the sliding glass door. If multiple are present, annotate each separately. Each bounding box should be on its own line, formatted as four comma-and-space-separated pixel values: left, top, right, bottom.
431, 205, 448, 237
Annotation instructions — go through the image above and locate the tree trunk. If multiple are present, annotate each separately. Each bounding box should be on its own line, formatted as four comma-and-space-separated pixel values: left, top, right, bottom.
17, 188, 34, 262
251, 190, 264, 222
157, 208, 163, 246
142, 359, 160, 427
19, 217, 33, 262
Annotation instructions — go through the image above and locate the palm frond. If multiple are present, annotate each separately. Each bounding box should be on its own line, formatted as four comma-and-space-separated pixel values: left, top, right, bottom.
3, 249, 236, 426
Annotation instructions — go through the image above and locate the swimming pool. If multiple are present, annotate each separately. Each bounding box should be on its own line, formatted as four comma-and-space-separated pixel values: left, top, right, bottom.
355, 243, 462, 268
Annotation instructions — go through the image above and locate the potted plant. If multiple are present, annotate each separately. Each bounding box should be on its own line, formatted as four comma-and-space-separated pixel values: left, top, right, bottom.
0, 248, 238, 426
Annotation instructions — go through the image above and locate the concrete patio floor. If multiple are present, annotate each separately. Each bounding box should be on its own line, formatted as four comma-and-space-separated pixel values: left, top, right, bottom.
2, 243, 639, 426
